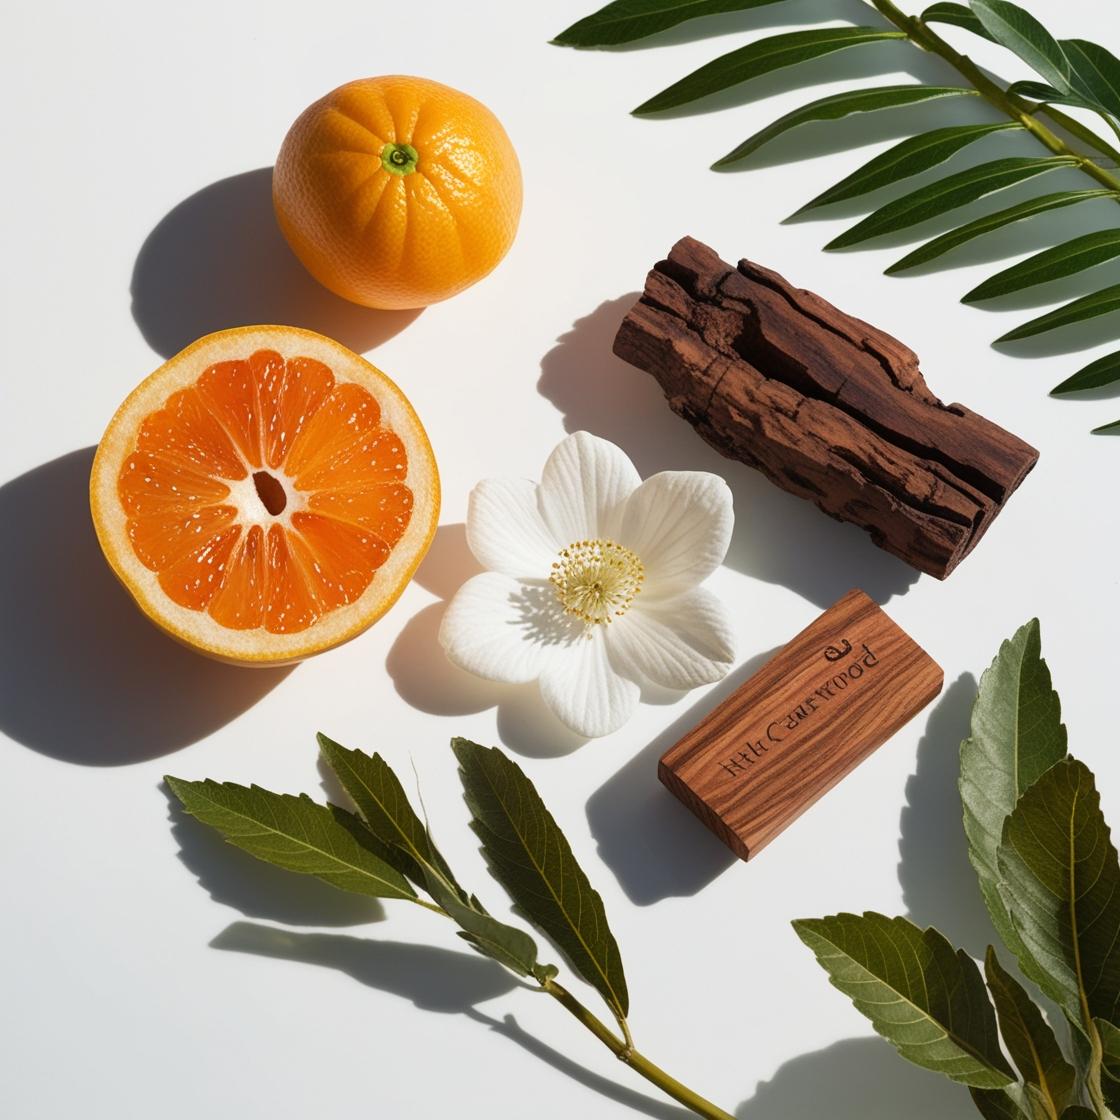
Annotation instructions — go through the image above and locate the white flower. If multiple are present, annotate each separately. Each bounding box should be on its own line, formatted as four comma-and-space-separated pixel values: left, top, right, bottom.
438, 431, 736, 738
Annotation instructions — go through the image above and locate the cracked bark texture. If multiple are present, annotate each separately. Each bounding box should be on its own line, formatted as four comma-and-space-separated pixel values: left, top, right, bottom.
613, 237, 1039, 579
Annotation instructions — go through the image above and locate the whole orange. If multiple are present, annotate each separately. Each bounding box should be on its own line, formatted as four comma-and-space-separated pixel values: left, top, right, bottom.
273, 75, 522, 310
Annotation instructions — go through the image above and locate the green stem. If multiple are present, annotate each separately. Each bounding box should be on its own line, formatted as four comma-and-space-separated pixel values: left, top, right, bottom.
1040, 105, 1120, 166
543, 979, 736, 1120
866, 0, 1120, 196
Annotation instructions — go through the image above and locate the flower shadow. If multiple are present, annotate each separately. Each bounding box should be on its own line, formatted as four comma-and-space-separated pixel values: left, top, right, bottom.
385, 524, 590, 758
538, 297, 918, 610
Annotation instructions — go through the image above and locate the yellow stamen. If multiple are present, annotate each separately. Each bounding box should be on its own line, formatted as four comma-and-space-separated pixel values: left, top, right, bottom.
550, 539, 644, 627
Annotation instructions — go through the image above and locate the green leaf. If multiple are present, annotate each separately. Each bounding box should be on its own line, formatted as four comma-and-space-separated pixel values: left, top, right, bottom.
997, 758, 1120, 1030
922, 3, 996, 43
796, 122, 1022, 213
826, 156, 1078, 250
793, 912, 1016, 1088
1006, 80, 1104, 113
1093, 417, 1120, 434
714, 85, 976, 168
970, 0, 1071, 92
1059, 1108, 1098, 1120
964, 229, 1120, 302
1061, 39, 1120, 120
986, 948, 1077, 1113
453, 738, 629, 1018
1097, 1018, 1120, 1114
970, 1086, 1050, 1120
960, 620, 1066, 962
885, 189, 1115, 272
551, 0, 787, 48
632, 26, 907, 115
423, 868, 547, 980
316, 733, 468, 902
164, 777, 417, 901
1096, 1017, 1120, 1080
1052, 351, 1120, 395
996, 283, 1120, 342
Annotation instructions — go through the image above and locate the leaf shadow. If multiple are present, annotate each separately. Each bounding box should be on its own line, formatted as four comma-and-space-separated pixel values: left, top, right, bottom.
820, 166, 1094, 255
212, 921, 518, 1011
130, 167, 419, 359
634, 41, 947, 120
0, 448, 292, 765
895, 673, 998, 958
560, 0, 872, 52
992, 310, 1120, 359
537, 296, 918, 611
585, 646, 781, 906
735, 1036, 973, 1118
718, 96, 1003, 172
164, 787, 383, 927
887, 200, 1120, 281
214, 922, 693, 1119
962, 255, 1120, 312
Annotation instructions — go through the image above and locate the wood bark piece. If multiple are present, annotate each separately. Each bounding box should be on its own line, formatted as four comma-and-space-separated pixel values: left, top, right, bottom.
659, 590, 943, 861
613, 236, 1039, 578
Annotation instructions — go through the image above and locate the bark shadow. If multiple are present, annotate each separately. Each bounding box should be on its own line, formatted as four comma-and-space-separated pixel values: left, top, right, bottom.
130, 167, 419, 359
537, 297, 919, 610
0, 448, 291, 765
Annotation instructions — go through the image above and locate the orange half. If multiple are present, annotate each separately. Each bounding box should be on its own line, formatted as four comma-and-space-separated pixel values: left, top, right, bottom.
90, 326, 439, 665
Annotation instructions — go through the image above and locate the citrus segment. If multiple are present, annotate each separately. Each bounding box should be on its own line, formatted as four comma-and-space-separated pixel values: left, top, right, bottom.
91, 326, 439, 664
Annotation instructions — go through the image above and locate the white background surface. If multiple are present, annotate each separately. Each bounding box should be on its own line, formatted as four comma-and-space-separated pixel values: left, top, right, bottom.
4, 2, 1120, 1117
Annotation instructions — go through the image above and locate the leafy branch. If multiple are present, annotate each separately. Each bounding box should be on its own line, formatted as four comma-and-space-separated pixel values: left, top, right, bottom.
167, 734, 736, 1120
794, 620, 1120, 1120
552, 0, 1120, 432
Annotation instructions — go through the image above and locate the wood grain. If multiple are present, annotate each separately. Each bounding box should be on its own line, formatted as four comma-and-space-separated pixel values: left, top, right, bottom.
659, 590, 943, 861
613, 236, 1039, 579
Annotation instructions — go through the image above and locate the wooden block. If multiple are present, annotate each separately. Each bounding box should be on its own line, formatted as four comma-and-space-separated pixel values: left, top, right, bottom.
659, 589, 943, 861
613, 236, 1039, 579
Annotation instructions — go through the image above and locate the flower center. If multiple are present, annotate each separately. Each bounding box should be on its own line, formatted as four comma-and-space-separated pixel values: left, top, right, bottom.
550, 539, 644, 626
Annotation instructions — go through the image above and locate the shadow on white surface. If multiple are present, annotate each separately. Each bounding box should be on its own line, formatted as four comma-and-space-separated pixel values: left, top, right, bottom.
735, 1035, 971, 1119
215, 923, 695, 1117
130, 168, 420, 359
538, 297, 919, 610
631, 39, 946, 121
561, 0, 870, 52
165, 789, 384, 927
585, 647, 780, 906
386, 524, 591, 758
213, 922, 519, 1011
465, 1010, 693, 1120
896, 672, 1000, 958
0, 448, 291, 765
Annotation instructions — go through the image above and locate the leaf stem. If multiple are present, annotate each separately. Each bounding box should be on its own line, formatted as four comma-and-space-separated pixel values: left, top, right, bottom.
866, 0, 1120, 195
542, 979, 736, 1120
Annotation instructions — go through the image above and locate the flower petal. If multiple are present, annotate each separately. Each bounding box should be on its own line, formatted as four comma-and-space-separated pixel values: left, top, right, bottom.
608, 587, 735, 691
537, 431, 640, 546
538, 627, 640, 738
439, 573, 580, 684
466, 477, 558, 579
618, 471, 733, 596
